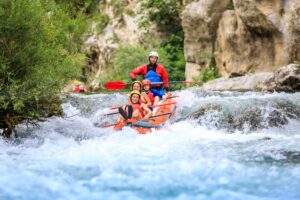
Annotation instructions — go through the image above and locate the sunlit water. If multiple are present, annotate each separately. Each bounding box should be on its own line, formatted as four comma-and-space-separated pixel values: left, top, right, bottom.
1, 90, 300, 200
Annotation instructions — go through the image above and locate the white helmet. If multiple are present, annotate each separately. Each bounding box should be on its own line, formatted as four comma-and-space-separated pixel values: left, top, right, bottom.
149, 51, 159, 58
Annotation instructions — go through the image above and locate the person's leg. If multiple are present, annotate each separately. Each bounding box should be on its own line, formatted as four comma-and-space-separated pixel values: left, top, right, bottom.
153, 96, 160, 105
127, 105, 133, 119
118, 106, 128, 120
124, 105, 133, 125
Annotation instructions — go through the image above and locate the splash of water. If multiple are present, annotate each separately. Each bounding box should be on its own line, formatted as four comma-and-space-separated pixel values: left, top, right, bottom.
1, 90, 300, 200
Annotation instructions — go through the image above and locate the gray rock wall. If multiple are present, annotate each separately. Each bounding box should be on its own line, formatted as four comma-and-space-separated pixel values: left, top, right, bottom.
182, 0, 300, 80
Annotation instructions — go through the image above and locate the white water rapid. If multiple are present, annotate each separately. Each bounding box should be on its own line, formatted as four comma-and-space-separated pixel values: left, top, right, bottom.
1, 89, 300, 200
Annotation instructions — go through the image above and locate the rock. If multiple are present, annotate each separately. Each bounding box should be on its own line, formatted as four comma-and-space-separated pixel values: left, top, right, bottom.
190, 103, 222, 119
201, 72, 273, 91
258, 64, 300, 92
258, 137, 272, 141
185, 62, 201, 81
284, 1, 300, 63
189, 98, 300, 133
183, 0, 300, 80
216, 0, 282, 77
182, 0, 230, 81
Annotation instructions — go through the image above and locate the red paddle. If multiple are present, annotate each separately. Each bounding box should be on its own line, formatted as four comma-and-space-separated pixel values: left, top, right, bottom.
105, 81, 198, 90
105, 81, 127, 90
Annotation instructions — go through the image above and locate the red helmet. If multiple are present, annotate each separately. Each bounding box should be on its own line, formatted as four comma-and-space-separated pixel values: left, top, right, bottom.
142, 79, 151, 86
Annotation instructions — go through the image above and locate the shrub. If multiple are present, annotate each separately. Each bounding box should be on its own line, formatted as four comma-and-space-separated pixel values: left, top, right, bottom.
0, 0, 85, 137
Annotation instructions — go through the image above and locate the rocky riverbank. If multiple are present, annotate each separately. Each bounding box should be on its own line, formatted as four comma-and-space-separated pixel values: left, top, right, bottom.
201, 64, 300, 92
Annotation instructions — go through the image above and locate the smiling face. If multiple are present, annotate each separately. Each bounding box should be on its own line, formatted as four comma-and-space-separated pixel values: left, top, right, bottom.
132, 83, 141, 91
131, 94, 140, 104
149, 56, 158, 64
143, 84, 150, 91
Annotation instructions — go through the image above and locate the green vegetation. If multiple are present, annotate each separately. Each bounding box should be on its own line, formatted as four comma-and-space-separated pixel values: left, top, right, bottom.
94, 13, 110, 34
54, 0, 99, 17
102, 40, 164, 82
227, 0, 234, 10
103, 33, 185, 90
200, 65, 220, 83
55, 0, 110, 35
199, 52, 220, 83
0, 0, 86, 137
139, 0, 183, 33
99, 0, 185, 90
140, 0, 185, 86
112, 2, 124, 17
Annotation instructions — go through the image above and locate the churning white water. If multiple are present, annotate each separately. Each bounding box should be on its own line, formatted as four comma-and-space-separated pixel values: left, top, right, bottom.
1, 90, 300, 200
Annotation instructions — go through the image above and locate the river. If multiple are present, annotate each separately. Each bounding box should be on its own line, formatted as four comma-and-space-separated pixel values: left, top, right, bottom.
1, 89, 300, 200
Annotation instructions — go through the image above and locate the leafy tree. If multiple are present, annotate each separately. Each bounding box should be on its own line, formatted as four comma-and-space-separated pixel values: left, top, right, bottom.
139, 0, 183, 34
0, 0, 85, 137
54, 0, 99, 17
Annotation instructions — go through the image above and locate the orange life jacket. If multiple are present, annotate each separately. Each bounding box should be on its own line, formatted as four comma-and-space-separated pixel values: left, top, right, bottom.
144, 90, 155, 102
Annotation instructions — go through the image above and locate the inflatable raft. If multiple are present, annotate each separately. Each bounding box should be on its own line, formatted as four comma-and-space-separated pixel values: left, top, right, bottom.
114, 97, 177, 134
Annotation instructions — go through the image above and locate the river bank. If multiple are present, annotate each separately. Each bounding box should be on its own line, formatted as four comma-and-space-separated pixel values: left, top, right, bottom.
201, 64, 300, 92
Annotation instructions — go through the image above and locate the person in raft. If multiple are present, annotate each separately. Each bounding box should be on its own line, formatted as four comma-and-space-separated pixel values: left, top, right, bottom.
117, 90, 152, 123
141, 79, 160, 106
131, 80, 152, 107
130, 51, 171, 98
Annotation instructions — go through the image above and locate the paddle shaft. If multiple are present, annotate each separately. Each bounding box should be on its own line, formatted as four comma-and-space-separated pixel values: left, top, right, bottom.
105, 80, 198, 90
151, 80, 197, 85
150, 112, 173, 119
99, 123, 119, 128
100, 112, 173, 128
110, 101, 176, 110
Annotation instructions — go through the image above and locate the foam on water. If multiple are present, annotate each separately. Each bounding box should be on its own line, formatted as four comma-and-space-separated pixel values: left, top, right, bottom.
1, 91, 300, 200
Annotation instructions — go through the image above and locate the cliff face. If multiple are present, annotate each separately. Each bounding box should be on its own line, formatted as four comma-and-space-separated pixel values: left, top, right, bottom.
84, 0, 139, 77
182, 0, 300, 80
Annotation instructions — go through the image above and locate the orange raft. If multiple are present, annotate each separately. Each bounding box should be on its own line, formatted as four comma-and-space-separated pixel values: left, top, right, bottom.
113, 97, 178, 134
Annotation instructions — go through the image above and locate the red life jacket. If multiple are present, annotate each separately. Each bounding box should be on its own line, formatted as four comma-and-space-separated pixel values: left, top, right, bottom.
130, 103, 144, 117
73, 86, 81, 93
139, 99, 146, 104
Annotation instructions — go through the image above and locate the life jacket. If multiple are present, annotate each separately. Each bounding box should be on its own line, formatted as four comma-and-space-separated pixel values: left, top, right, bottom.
73, 86, 81, 93
145, 69, 161, 82
139, 99, 146, 104
144, 70, 162, 89
144, 90, 155, 102
130, 103, 144, 117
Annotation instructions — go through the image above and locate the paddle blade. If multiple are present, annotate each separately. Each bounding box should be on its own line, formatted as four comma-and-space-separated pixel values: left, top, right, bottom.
105, 81, 127, 90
